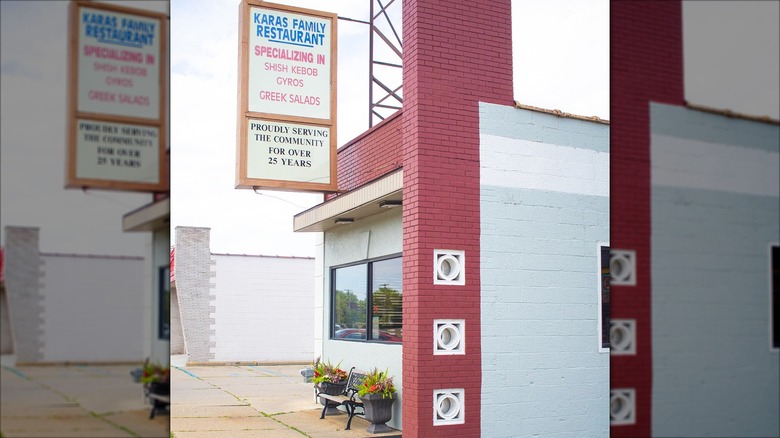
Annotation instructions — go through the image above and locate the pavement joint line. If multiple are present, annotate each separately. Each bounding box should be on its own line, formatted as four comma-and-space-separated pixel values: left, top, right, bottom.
1, 364, 30, 380
89, 410, 140, 438
260, 411, 311, 437
2, 365, 78, 405
223, 389, 243, 402
38, 384, 78, 404
172, 365, 199, 379
247, 366, 290, 377
266, 410, 302, 417
192, 371, 246, 405
75, 364, 123, 377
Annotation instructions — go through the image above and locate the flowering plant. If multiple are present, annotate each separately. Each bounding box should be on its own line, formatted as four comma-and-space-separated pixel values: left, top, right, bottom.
140, 361, 170, 385
311, 359, 348, 385
357, 368, 396, 399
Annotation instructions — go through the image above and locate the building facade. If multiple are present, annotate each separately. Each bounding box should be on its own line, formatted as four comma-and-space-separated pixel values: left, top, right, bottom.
610, 2, 780, 436
173, 226, 315, 364
123, 196, 171, 366
293, 1, 610, 435
3, 226, 147, 363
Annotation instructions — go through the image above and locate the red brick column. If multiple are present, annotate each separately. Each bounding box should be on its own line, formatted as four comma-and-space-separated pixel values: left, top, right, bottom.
400, 0, 513, 436
611, 2, 684, 436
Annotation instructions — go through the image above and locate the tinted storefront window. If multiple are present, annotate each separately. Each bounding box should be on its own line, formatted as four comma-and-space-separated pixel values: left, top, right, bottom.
332, 255, 402, 343
372, 257, 402, 342
333, 264, 367, 339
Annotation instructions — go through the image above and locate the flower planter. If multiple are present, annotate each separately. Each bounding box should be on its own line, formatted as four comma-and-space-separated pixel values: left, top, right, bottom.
361, 393, 396, 433
148, 381, 170, 395
318, 381, 347, 396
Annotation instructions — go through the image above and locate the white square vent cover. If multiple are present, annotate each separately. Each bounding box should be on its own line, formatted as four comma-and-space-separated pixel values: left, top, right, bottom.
434, 319, 465, 355
433, 389, 464, 426
610, 249, 636, 286
610, 388, 636, 425
610, 319, 636, 355
434, 249, 465, 285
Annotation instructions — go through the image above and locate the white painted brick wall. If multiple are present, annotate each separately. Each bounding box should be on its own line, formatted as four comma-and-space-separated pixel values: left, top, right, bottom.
40, 254, 145, 362
174, 226, 315, 363
212, 254, 314, 362
4, 226, 44, 362
4, 226, 147, 363
174, 226, 214, 362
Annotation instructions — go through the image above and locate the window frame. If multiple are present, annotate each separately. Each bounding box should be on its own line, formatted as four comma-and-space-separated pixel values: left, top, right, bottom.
330, 252, 402, 344
597, 242, 610, 353
158, 265, 170, 340
770, 243, 779, 352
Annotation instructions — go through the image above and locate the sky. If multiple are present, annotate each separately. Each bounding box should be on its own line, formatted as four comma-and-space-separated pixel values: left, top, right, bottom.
2, 1, 778, 258
683, 1, 779, 119
169, 0, 610, 257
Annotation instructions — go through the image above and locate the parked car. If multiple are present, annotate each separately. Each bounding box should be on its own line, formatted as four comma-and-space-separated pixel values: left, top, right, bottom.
334, 328, 402, 342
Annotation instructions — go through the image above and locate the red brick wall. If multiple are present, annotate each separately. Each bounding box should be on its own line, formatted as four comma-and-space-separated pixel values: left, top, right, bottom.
400, 0, 514, 436
610, 2, 684, 436
331, 112, 403, 196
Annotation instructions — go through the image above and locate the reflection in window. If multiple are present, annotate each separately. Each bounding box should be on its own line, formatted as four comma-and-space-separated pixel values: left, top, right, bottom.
772, 245, 779, 350
372, 257, 403, 342
333, 264, 367, 339
331, 255, 402, 343
159, 265, 170, 340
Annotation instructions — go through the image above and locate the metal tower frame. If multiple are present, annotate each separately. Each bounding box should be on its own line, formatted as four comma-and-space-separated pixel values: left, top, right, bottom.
340, 0, 403, 128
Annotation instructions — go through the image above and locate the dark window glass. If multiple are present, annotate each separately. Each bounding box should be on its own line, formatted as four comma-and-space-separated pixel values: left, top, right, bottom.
372, 257, 403, 342
159, 265, 170, 340
601, 246, 610, 349
772, 245, 779, 349
333, 264, 367, 339
331, 256, 401, 343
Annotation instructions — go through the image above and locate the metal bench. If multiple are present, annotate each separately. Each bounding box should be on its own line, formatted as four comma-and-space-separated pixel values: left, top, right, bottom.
316, 368, 368, 430
144, 383, 170, 419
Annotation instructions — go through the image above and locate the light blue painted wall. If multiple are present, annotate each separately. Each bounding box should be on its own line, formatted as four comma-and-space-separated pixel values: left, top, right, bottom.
650, 103, 778, 153
480, 102, 610, 437
651, 103, 780, 437
323, 208, 403, 430
480, 104, 609, 153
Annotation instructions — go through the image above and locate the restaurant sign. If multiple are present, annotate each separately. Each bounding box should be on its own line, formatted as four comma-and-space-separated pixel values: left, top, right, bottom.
236, 0, 337, 192
66, 1, 168, 192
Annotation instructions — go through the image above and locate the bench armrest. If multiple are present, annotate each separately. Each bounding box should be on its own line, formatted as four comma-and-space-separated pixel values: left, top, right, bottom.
346, 388, 360, 402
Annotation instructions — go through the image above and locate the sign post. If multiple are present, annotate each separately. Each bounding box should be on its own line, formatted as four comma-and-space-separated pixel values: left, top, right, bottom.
66, 1, 168, 192
236, 0, 338, 192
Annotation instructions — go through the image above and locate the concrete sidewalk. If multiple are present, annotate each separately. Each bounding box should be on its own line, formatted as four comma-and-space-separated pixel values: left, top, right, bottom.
170, 363, 401, 438
0, 357, 168, 437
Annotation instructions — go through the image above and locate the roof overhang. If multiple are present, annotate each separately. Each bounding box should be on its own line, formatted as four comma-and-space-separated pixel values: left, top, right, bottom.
123, 197, 170, 232
293, 169, 403, 233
